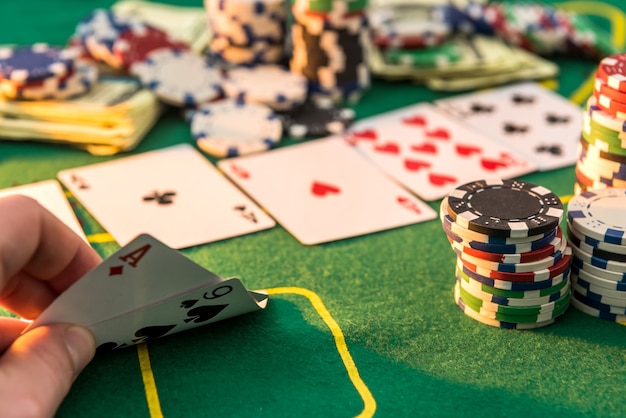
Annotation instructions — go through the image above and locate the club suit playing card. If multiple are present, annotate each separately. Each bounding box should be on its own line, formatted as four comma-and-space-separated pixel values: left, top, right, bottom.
218, 137, 437, 245
58, 144, 275, 249
435, 82, 583, 171
346, 103, 536, 201
0, 180, 87, 242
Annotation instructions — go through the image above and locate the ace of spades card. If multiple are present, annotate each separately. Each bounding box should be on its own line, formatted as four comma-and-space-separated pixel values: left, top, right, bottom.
57, 144, 275, 249
434, 81, 583, 171
346, 103, 537, 201
28, 234, 268, 352
218, 137, 437, 245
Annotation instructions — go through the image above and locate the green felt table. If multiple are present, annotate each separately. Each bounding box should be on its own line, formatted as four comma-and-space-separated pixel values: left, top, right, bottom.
2, 1, 626, 417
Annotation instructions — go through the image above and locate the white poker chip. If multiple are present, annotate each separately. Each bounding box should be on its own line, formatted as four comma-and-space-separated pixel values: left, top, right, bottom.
568, 188, 626, 246
131, 49, 222, 106
191, 99, 282, 158
221, 65, 307, 111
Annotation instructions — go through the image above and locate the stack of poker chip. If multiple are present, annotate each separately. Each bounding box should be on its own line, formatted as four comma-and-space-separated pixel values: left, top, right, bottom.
441, 179, 571, 329
290, 0, 371, 104
577, 54, 626, 194
566, 189, 626, 321
0, 43, 97, 101
204, 0, 287, 66
433, 1, 616, 59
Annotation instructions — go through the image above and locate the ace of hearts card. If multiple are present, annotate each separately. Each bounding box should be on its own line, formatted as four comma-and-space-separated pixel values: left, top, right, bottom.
218, 137, 437, 245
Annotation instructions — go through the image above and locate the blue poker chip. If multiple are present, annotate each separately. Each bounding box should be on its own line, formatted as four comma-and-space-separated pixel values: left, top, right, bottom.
457, 260, 570, 291
0, 43, 75, 82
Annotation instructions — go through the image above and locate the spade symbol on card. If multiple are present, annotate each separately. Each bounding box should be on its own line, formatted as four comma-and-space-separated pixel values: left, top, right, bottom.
132, 324, 178, 344
180, 299, 198, 309
70, 173, 90, 190
96, 341, 128, 355
143, 190, 176, 205
535, 144, 563, 156
184, 304, 228, 324
545, 113, 570, 125
469, 103, 494, 114
311, 181, 341, 197
503, 123, 529, 134
511, 94, 534, 104
234, 204, 258, 223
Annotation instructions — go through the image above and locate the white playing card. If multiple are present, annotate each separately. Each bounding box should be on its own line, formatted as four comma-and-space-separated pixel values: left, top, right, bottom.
28, 234, 224, 329
218, 137, 437, 245
346, 103, 537, 201
57, 144, 275, 249
0, 180, 87, 242
435, 82, 582, 171
89, 278, 268, 352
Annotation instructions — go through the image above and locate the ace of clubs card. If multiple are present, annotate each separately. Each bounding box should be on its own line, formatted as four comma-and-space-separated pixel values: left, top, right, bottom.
435, 81, 583, 171
58, 144, 275, 249
218, 137, 437, 245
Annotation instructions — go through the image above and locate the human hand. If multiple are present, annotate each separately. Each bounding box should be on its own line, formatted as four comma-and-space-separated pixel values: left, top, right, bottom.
0, 195, 102, 418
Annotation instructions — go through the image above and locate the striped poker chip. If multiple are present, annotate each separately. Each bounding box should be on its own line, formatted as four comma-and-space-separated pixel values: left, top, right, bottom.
570, 295, 626, 322
221, 65, 308, 111
446, 179, 564, 238
571, 254, 626, 283
568, 220, 626, 256
586, 95, 626, 133
568, 223, 626, 263
131, 49, 222, 106
0, 43, 76, 82
568, 188, 626, 246
571, 263, 626, 292
191, 99, 282, 158
596, 54, 626, 93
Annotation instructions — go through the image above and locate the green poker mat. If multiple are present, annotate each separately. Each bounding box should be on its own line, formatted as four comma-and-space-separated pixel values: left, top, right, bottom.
1, 1, 626, 417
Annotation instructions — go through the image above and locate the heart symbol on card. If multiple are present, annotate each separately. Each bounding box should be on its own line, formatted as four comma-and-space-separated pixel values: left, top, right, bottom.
455, 144, 482, 156
480, 157, 509, 170
230, 163, 250, 179
345, 129, 378, 144
311, 181, 341, 197
425, 128, 450, 140
404, 158, 431, 171
396, 196, 422, 214
402, 115, 427, 127
410, 143, 437, 154
428, 173, 457, 186
374, 141, 400, 155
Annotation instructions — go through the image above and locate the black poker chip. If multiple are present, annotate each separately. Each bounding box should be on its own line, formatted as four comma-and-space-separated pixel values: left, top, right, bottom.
279, 99, 356, 139
445, 179, 564, 238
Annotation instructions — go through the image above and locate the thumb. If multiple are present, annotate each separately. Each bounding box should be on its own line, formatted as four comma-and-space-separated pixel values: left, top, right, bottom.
0, 324, 96, 418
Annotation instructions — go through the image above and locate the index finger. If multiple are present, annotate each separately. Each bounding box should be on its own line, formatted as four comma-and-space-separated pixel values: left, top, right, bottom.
0, 195, 101, 319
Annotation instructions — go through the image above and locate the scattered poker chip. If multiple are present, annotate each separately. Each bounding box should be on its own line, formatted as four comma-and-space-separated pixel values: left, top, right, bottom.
596, 54, 626, 93
221, 65, 308, 111
446, 179, 564, 238
280, 99, 356, 139
131, 49, 222, 107
0, 44, 75, 82
191, 99, 282, 158
568, 189, 626, 246
113, 25, 189, 71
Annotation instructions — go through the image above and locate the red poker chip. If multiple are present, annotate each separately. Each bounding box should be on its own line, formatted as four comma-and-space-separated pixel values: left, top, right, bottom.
113, 25, 190, 71
593, 76, 626, 103
596, 53, 626, 93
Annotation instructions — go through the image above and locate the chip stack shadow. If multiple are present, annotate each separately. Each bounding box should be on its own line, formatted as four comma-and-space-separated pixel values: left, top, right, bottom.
440, 179, 571, 329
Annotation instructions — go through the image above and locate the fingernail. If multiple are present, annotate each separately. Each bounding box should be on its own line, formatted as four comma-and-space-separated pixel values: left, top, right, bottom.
64, 325, 96, 372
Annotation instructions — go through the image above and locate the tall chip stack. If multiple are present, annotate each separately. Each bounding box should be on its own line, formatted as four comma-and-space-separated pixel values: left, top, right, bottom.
440, 179, 571, 329
290, 0, 370, 104
205, 0, 287, 65
577, 54, 626, 193
566, 189, 626, 321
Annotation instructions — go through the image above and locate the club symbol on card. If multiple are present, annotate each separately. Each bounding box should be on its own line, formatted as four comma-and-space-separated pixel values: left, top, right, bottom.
143, 190, 176, 205
70, 173, 90, 190
511, 94, 534, 104
545, 113, 570, 125
503, 123, 529, 134
311, 181, 341, 197
469, 103, 494, 114
535, 144, 563, 156
234, 204, 258, 223
402, 115, 427, 127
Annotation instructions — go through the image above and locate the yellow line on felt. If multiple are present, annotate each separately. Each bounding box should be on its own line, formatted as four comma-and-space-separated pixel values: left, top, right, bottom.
86, 232, 115, 243
264, 286, 377, 418
137, 344, 164, 418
